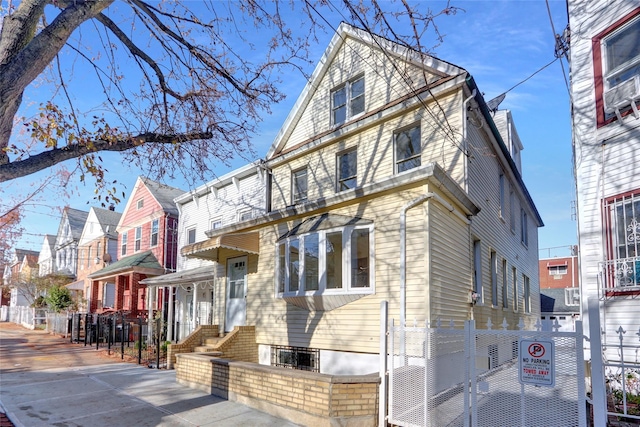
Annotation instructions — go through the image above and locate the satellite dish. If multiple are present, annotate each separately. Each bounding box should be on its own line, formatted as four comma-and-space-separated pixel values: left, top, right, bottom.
103, 253, 112, 263
486, 93, 506, 112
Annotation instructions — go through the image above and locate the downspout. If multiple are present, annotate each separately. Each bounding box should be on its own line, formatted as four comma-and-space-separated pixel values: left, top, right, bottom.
462, 89, 477, 193
400, 192, 471, 332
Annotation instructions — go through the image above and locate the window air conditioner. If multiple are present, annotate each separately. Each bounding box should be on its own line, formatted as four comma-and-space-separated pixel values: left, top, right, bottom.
603, 75, 640, 120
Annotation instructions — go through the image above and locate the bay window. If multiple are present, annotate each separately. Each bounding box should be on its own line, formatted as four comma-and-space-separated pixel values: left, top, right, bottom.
276, 224, 374, 296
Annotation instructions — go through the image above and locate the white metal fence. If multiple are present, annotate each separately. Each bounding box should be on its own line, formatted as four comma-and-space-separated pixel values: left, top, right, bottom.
380, 304, 586, 427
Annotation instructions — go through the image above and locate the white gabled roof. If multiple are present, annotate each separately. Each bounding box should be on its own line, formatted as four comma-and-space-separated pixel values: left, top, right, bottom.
266, 22, 465, 159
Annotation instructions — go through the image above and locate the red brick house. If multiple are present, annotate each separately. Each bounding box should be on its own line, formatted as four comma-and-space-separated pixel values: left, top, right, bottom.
87, 177, 184, 316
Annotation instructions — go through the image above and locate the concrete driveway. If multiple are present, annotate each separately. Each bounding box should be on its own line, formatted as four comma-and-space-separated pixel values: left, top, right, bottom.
0, 322, 299, 426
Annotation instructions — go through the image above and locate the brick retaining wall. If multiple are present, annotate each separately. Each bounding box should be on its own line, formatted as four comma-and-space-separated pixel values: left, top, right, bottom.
175, 353, 379, 426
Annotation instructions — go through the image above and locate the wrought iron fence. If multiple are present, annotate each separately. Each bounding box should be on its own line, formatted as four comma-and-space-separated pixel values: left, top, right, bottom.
65, 312, 168, 368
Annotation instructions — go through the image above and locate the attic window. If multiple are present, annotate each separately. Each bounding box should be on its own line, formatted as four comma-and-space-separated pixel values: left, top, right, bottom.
136, 198, 144, 210
331, 75, 365, 125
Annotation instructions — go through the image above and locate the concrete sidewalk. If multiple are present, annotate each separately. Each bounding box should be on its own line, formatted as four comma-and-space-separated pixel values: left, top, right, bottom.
0, 323, 299, 426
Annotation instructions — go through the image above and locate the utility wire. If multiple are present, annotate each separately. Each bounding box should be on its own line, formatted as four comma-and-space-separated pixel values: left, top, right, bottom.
545, 0, 571, 95
502, 57, 559, 96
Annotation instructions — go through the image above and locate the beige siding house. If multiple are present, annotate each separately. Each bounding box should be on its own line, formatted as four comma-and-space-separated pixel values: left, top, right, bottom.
181, 24, 542, 375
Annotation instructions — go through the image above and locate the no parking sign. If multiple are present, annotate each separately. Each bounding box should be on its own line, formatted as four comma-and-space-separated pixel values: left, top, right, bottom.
519, 339, 555, 387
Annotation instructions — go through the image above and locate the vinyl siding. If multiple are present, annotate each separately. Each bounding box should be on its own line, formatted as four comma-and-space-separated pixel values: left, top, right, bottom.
465, 119, 540, 329
569, 0, 640, 358
283, 36, 442, 152
271, 90, 465, 211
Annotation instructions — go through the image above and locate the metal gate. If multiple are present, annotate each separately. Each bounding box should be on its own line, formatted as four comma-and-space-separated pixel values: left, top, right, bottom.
381, 311, 586, 426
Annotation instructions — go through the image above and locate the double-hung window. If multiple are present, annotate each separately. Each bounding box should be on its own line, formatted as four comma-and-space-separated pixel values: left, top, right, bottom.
121, 232, 127, 256
331, 75, 365, 125
292, 168, 308, 204
134, 226, 142, 252
594, 10, 640, 125
395, 125, 421, 173
520, 208, 528, 247
337, 148, 357, 191
603, 190, 640, 289
602, 15, 640, 92
187, 227, 196, 245
276, 224, 374, 296
150, 219, 159, 247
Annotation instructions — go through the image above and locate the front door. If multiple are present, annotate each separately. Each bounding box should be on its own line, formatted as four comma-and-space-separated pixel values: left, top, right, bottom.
225, 256, 247, 332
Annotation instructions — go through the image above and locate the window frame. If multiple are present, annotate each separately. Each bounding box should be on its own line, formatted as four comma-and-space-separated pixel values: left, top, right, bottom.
150, 218, 159, 247
473, 239, 483, 304
210, 218, 222, 231
499, 174, 506, 220
523, 274, 531, 313
592, 8, 640, 127
186, 227, 196, 245
276, 223, 375, 297
394, 124, 422, 174
331, 74, 365, 126
509, 190, 516, 234
134, 226, 142, 252
121, 232, 128, 256
520, 208, 528, 247
502, 258, 509, 309
512, 266, 518, 312
136, 198, 144, 210
490, 250, 498, 307
548, 265, 568, 275
564, 288, 580, 306
337, 147, 358, 192
292, 167, 308, 204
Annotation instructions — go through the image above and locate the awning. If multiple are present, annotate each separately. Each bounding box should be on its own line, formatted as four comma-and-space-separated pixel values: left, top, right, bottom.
546, 261, 568, 267
181, 232, 259, 260
66, 279, 84, 291
140, 265, 215, 287
88, 250, 164, 279
278, 213, 373, 241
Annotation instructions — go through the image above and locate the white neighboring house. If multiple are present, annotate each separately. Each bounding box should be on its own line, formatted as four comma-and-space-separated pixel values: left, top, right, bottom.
568, 1, 640, 364
141, 162, 266, 341
4, 249, 40, 306
54, 207, 89, 279
37, 235, 56, 277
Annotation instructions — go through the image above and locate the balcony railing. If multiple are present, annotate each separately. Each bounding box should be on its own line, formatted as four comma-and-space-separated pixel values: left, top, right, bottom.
600, 256, 640, 296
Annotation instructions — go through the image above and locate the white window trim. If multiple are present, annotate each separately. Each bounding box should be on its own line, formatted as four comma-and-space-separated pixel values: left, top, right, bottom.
292, 167, 308, 204
394, 124, 422, 174
186, 226, 197, 245
499, 174, 506, 220
276, 224, 375, 298
331, 74, 365, 126
136, 198, 144, 210
520, 208, 528, 247
121, 232, 128, 256
337, 147, 358, 192
150, 219, 159, 248
210, 218, 223, 231
134, 226, 142, 252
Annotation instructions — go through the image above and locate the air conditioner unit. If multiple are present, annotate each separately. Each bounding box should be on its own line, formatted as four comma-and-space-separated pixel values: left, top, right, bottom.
603, 74, 640, 115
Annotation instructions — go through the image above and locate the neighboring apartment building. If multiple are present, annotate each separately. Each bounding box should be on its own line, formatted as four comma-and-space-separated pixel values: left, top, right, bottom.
180, 24, 543, 375
75, 206, 122, 311
539, 254, 580, 331
54, 207, 89, 279
3, 249, 39, 306
87, 177, 183, 316
141, 162, 266, 341
567, 1, 640, 363
37, 234, 56, 277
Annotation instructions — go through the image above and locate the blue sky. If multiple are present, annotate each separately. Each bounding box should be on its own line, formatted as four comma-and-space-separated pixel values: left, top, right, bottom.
6, 0, 575, 257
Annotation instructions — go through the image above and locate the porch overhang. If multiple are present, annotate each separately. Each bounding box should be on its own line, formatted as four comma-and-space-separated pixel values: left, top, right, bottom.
181, 232, 259, 261
140, 265, 215, 287
65, 279, 84, 291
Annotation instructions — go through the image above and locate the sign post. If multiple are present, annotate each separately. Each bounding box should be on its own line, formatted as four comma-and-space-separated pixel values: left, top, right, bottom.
519, 338, 555, 387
